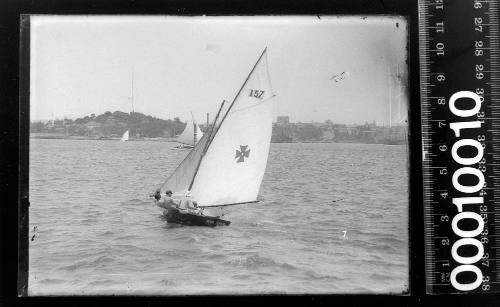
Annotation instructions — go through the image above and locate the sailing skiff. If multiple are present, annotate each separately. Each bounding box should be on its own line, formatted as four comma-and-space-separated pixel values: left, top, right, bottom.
156, 48, 275, 226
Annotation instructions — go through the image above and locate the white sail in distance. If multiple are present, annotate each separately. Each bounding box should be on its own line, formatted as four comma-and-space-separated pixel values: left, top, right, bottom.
190, 49, 275, 207
120, 130, 129, 142
176, 119, 204, 146
195, 123, 203, 143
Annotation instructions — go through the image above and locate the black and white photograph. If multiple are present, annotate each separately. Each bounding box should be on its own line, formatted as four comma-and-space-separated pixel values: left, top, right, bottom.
27, 15, 409, 295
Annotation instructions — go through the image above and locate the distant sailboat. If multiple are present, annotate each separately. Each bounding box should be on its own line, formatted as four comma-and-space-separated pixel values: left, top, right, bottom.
120, 130, 129, 142
174, 114, 204, 149
156, 48, 275, 226
121, 69, 135, 142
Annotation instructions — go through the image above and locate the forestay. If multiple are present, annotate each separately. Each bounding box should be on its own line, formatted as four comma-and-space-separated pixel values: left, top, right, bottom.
190, 49, 275, 207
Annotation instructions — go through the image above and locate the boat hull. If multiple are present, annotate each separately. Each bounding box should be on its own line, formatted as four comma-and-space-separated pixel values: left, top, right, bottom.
164, 209, 231, 227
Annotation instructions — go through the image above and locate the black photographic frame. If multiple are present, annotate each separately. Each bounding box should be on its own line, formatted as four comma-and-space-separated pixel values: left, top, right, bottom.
2, 0, 499, 305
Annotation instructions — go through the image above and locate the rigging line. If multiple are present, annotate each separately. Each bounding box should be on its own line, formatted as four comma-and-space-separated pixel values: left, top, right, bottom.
200, 200, 260, 208
188, 100, 226, 191
203, 48, 268, 153
226, 94, 276, 116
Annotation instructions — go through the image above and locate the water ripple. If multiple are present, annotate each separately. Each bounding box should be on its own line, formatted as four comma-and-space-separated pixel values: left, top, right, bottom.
29, 139, 408, 294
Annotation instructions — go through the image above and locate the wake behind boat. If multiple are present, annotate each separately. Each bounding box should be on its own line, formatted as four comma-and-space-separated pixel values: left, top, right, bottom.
153, 48, 275, 226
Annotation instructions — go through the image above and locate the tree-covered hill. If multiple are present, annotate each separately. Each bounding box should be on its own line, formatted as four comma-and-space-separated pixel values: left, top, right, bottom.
31, 111, 189, 138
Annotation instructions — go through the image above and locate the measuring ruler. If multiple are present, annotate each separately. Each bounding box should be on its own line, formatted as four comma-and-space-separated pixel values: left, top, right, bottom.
419, 0, 500, 294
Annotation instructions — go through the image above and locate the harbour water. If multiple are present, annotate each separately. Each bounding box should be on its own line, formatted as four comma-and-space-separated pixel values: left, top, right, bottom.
28, 139, 409, 295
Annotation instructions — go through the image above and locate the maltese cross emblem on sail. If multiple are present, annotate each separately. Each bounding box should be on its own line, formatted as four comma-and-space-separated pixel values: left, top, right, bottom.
235, 145, 250, 163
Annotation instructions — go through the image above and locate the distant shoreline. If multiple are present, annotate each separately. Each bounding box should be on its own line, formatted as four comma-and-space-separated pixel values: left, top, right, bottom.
29, 133, 175, 142
29, 133, 406, 145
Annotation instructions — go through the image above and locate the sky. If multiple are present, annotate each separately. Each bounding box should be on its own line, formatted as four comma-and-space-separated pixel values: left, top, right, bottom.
30, 15, 408, 125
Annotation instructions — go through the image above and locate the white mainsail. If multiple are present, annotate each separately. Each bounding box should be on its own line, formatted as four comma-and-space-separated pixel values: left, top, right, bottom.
160, 48, 274, 208
176, 119, 204, 146
120, 130, 129, 142
191, 49, 274, 207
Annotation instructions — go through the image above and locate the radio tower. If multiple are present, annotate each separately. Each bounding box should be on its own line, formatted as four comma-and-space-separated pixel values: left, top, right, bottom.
129, 68, 135, 114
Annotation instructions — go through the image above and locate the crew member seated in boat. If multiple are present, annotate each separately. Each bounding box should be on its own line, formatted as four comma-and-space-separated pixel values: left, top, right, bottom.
178, 192, 202, 215
154, 189, 179, 214
152, 189, 162, 201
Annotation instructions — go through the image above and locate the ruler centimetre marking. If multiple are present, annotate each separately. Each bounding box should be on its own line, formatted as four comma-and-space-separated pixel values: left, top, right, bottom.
419, 0, 500, 294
